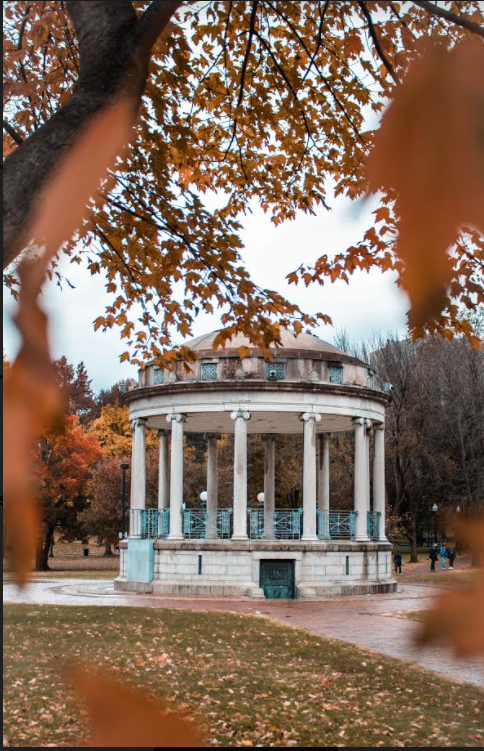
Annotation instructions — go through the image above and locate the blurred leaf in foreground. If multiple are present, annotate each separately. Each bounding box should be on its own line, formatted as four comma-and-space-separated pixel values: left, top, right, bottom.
66, 666, 202, 747
367, 38, 484, 329
3, 99, 133, 584
417, 518, 484, 656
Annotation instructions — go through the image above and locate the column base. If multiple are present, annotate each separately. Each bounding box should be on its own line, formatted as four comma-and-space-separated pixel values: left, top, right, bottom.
301, 535, 318, 542
355, 535, 370, 542
231, 535, 249, 541
168, 534, 183, 541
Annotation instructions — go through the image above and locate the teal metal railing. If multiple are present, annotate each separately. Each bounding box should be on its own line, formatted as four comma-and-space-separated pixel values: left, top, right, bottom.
130, 508, 170, 539
248, 509, 264, 539
274, 509, 303, 539
248, 509, 303, 540
367, 511, 381, 540
317, 510, 357, 540
216, 508, 233, 538
181, 509, 232, 539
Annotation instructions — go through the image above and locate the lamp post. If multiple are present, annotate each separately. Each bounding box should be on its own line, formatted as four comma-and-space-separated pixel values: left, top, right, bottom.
432, 503, 438, 544
120, 462, 130, 539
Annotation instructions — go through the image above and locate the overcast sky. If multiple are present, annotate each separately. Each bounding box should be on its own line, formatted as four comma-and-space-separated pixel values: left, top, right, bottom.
3, 190, 409, 392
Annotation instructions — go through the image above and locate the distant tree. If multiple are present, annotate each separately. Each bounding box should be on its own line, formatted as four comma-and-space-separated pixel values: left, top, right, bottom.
90, 403, 157, 458
371, 331, 484, 559
53, 356, 97, 424
34, 415, 103, 570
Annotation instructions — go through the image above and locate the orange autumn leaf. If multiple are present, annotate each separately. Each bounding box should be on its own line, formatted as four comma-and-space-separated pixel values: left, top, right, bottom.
367, 38, 484, 329
417, 518, 484, 656
3, 99, 133, 584
66, 666, 203, 747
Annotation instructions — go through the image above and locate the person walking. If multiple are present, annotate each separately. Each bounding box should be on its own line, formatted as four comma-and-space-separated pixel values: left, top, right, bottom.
439, 543, 446, 570
447, 546, 456, 570
394, 550, 403, 575
429, 546, 438, 572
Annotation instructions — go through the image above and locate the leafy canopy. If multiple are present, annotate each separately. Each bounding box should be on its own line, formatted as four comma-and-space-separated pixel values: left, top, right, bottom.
3, 0, 484, 366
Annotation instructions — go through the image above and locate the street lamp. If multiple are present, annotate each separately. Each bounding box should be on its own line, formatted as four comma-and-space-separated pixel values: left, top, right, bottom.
120, 462, 130, 539
257, 491, 264, 510
200, 490, 208, 508
432, 503, 438, 543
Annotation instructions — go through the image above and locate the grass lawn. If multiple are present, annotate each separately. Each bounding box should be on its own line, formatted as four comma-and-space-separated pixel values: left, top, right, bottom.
402, 570, 478, 586
3, 551, 119, 579
4, 605, 484, 748
4, 570, 118, 581
398, 610, 426, 621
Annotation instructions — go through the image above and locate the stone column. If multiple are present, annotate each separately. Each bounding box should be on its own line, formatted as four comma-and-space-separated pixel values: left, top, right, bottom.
205, 433, 219, 539
262, 435, 276, 539
365, 420, 372, 512
130, 417, 147, 538
300, 412, 321, 541
167, 413, 186, 540
317, 433, 330, 538
373, 423, 387, 541
354, 417, 369, 541
231, 409, 251, 540
157, 429, 170, 510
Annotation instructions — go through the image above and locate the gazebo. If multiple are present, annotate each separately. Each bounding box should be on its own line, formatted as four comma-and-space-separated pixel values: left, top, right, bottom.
116, 330, 396, 598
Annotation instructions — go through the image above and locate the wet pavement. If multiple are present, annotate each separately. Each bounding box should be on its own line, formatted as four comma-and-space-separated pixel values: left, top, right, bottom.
4, 578, 484, 688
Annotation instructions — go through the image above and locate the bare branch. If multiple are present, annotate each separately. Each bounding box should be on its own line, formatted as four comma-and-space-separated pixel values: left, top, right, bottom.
237, 1, 258, 107
413, 0, 484, 39
3, 120, 24, 146
135, 0, 185, 54
357, 0, 400, 85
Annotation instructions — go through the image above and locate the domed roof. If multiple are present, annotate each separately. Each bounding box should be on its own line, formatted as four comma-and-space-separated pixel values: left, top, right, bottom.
186, 329, 346, 357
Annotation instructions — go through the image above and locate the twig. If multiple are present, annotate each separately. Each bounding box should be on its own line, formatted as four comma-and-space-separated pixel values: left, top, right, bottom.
3, 119, 24, 145
357, 0, 400, 84
413, 0, 484, 38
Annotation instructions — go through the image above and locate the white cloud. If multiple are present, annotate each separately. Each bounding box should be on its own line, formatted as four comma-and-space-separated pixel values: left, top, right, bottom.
3, 193, 408, 392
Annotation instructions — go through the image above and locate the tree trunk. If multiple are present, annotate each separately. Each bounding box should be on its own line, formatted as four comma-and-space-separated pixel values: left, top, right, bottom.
3, 0, 183, 267
35, 526, 55, 571
104, 542, 113, 556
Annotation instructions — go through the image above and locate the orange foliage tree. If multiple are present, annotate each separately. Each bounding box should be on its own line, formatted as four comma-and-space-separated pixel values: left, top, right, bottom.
4, 1, 483, 367
33, 414, 103, 570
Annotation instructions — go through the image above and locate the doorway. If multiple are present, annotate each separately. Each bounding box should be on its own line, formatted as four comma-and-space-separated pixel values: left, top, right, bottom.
259, 559, 295, 599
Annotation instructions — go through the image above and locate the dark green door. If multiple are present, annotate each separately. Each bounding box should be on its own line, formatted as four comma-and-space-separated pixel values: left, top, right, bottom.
260, 560, 295, 599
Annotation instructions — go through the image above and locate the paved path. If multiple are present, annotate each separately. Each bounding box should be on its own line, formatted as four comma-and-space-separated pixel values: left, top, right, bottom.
4, 578, 484, 688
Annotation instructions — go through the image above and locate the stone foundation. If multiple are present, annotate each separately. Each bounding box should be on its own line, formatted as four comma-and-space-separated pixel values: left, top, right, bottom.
116, 539, 396, 598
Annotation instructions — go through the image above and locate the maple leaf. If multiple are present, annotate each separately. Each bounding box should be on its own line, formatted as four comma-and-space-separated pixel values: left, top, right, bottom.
417, 518, 484, 656
3, 99, 133, 584
367, 38, 484, 329
65, 666, 202, 747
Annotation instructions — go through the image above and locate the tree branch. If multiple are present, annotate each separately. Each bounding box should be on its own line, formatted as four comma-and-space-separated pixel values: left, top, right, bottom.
3, 120, 24, 146
357, 0, 400, 84
135, 0, 185, 54
237, 1, 258, 108
3, 0, 183, 269
413, 0, 484, 39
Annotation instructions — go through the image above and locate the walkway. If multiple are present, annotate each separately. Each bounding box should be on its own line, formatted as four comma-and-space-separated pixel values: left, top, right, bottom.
4, 577, 483, 688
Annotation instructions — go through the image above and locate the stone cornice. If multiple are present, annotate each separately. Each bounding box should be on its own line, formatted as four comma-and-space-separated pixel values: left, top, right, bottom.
123, 379, 392, 407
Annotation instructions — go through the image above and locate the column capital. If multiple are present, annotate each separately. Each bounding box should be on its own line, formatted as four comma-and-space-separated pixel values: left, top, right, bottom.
166, 412, 186, 423
353, 416, 366, 427
157, 428, 169, 437
131, 417, 148, 433
230, 409, 251, 421
299, 412, 321, 422
261, 433, 277, 442
373, 422, 385, 432
318, 432, 331, 442
365, 418, 372, 430
204, 432, 221, 441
